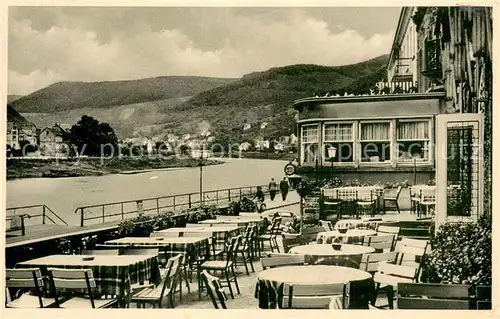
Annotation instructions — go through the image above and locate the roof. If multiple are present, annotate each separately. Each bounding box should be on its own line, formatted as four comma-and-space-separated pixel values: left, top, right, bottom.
387, 7, 416, 70
40, 125, 68, 137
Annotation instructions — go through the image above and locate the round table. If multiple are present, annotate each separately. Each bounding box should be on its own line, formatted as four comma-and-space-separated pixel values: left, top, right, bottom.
289, 244, 375, 267
317, 229, 377, 244
256, 265, 374, 309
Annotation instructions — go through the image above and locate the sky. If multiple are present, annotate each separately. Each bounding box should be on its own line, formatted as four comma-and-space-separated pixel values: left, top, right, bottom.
8, 6, 401, 95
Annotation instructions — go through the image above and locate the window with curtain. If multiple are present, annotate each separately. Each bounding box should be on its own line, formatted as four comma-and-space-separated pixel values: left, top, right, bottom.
397, 120, 430, 162
301, 125, 319, 164
323, 123, 354, 163
360, 122, 391, 162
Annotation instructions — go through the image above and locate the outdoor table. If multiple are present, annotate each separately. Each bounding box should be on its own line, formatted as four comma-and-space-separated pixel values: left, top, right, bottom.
316, 229, 377, 244
157, 226, 240, 254
255, 265, 374, 309
198, 217, 263, 229
105, 236, 210, 265
334, 218, 384, 230
16, 254, 160, 307
289, 244, 375, 267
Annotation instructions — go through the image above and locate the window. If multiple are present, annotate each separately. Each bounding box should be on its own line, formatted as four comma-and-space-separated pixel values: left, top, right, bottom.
55, 136, 63, 143
323, 123, 354, 163
301, 125, 319, 164
397, 120, 430, 162
360, 122, 391, 163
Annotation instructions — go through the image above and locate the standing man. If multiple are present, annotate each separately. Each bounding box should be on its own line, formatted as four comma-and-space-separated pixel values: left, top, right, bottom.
280, 177, 289, 201
268, 178, 278, 201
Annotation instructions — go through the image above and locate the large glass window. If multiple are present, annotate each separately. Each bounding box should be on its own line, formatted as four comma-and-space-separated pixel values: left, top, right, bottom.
323, 123, 354, 163
360, 122, 391, 163
301, 125, 319, 164
397, 120, 430, 162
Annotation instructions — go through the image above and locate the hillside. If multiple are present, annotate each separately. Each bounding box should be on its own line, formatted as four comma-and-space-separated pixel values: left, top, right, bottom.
7, 95, 23, 103
13, 55, 389, 140
11, 76, 237, 113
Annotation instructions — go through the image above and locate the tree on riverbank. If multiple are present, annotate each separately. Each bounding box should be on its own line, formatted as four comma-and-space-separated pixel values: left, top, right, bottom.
69, 116, 118, 156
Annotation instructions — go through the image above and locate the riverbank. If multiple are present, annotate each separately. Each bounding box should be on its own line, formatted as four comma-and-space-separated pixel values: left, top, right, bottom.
6, 156, 223, 180
213, 151, 297, 161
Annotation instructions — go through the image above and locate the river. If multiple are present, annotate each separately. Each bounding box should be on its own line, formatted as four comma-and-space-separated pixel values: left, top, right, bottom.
6, 158, 290, 225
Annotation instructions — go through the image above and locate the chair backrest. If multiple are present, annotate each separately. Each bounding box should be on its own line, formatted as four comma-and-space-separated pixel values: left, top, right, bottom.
48, 268, 98, 308
283, 282, 348, 309
224, 236, 241, 266
336, 188, 358, 201
357, 189, 374, 201
363, 234, 396, 252
373, 262, 418, 286
200, 270, 228, 309
377, 225, 400, 235
394, 186, 403, 199
419, 189, 436, 203
397, 283, 470, 309
121, 247, 160, 256
150, 231, 179, 238
5, 268, 45, 307
261, 253, 305, 269
359, 252, 397, 273
320, 220, 333, 231
475, 285, 491, 309
82, 249, 120, 256
186, 223, 204, 228
281, 236, 309, 253
395, 238, 428, 263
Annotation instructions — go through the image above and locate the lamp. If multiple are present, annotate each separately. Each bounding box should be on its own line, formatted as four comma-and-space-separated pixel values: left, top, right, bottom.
327, 146, 337, 181
191, 149, 210, 205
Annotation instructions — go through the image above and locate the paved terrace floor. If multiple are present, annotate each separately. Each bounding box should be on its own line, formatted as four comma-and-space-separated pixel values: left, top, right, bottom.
133, 237, 393, 309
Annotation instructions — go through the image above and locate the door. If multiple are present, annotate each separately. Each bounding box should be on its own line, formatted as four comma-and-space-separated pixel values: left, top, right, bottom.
435, 114, 484, 232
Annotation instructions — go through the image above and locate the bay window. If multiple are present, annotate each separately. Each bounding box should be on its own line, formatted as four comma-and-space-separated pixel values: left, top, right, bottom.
301, 125, 319, 164
323, 123, 354, 163
360, 122, 391, 163
397, 119, 431, 162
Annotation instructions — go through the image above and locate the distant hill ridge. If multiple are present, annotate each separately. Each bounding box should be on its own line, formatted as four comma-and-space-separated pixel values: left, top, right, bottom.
11, 76, 238, 113
11, 55, 389, 139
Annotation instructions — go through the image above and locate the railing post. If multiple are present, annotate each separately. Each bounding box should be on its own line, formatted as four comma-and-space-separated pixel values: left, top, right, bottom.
216, 191, 219, 204
102, 206, 105, 223
188, 194, 192, 208
173, 196, 176, 211
80, 208, 84, 227
156, 198, 160, 214
228, 189, 231, 202
42, 205, 46, 225
121, 203, 124, 220
239, 188, 242, 200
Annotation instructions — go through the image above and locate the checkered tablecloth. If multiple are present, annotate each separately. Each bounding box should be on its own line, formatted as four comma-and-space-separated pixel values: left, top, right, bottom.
316, 229, 377, 244
105, 237, 211, 265
16, 254, 160, 307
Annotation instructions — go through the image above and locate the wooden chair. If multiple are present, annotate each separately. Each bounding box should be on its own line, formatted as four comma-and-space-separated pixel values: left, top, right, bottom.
200, 271, 228, 309
261, 253, 305, 269
337, 188, 359, 218
258, 218, 281, 253
376, 225, 400, 250
363, 234, 396, 252
417, 189, 436, 217
5, 268, 56, 308
475, 285, 491, 309
235, 225, 255, 275
320, 220, 334, 231
6, 214, 29, 237
395, 238, 429, 281
82, 249, 120, 255
383, 186, 403, 214
372, 262, 419, 309
282, 282, 348, 309
131, 255, 181, 308
397, 283, 470, 309
48, 268, 117, 308
409, 186, 420, 214
199, 236, 241, 299
322, 189, 343, 219
357, 189, 376, 217
359, 252, 397, 274
302, 226, 326, 243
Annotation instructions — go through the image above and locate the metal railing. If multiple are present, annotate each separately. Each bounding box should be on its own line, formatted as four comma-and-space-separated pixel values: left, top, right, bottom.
6, 204, 68, 226
75, 185, 269, 227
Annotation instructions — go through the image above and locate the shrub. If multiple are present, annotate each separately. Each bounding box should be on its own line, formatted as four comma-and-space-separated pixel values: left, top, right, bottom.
421, 214, 492, 286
